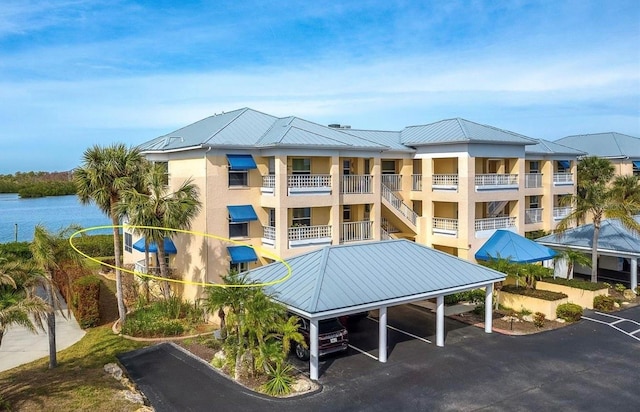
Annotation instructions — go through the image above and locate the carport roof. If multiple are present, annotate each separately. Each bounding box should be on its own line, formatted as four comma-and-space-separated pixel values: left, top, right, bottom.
248, 240, 505, 317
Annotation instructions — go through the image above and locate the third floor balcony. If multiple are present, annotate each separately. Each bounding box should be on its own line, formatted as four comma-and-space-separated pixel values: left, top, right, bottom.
475, 174, 518, 191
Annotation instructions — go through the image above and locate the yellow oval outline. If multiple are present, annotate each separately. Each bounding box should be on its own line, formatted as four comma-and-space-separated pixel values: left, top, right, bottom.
68, 225, 291, 288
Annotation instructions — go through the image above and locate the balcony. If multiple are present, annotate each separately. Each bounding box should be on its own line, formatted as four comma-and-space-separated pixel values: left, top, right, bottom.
133, 259, 176, 277
340, 221, 374, 244
340, 175, 373, 194
288, 225, 332, 248
432, 217, 458, 236
553, 173, 574, 186
432, 174, 459, 191
261, 175, 275, 194
288, 174, 331, 195
381, 174, 402, 191
525, 174, 543, 189
553, 206, 572, 220
525, 208, 543, 224
475, 216, 517, 238
475, 174, 518, 191
262, 226, 275, 246
412, 175, 422, 191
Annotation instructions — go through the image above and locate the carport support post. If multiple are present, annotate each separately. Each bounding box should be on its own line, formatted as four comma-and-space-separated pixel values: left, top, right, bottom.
379, 306, 388, 362
436, 295, 444, 347
310, 319, 319, 381
484, 283, 493, 333
631, 258, 638, 294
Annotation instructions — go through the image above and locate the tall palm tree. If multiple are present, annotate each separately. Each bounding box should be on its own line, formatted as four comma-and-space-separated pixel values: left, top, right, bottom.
557, 157, 640, 282
0, 256, 51, 349
117, 163, 201, 299
75, 144, 149, 325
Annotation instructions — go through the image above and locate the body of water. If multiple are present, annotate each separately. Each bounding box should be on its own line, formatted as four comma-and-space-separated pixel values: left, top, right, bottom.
0, 193, 113, 243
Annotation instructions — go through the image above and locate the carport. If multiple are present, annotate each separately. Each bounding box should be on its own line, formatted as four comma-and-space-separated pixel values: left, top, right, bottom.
536, 216, 640, 291
248, 239, 505, 380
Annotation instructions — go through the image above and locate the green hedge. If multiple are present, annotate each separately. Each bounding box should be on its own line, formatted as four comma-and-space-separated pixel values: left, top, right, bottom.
540, 278, 608, 291
72, 275, 101, 328
593, 295, 616, 312
556, 303, 583, 322
501, 285, 567, 301
0, 242, 32, 259
71, 234, 114, 257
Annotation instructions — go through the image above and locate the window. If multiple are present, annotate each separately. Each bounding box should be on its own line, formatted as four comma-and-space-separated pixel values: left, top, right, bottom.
364, 204, 371, 221
229, 222, 248, 238
343, 205, 351, 221
557, 160, 570, 173
292, 208, 311, 226
382, 160, 396, 174
529, 161, 540, 173
268, 208, 276, 227
268, 157, 276, 175
292, 158, 311, 175
124, 232, 132, 253
343, 160, 351, 175
229, 170, 248, 186
364, 159, 371, 174
230, 262, 249, 274
529, 196, 540, 209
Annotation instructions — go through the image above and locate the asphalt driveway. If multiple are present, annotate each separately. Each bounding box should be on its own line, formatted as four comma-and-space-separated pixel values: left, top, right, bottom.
118, 305, 640, 411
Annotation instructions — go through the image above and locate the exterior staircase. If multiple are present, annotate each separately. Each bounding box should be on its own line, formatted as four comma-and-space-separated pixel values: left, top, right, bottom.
381, 182, 418, 233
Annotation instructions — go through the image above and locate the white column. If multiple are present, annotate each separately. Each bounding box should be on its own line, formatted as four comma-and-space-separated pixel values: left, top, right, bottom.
436, 295, 445, 347
485, 283, 493, 333
379, 306, 388, 363
631, 257, 638, 294
310, 319, 319, 380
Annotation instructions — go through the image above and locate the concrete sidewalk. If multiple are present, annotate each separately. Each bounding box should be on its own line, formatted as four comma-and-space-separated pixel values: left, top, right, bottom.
0, 307, 86, 372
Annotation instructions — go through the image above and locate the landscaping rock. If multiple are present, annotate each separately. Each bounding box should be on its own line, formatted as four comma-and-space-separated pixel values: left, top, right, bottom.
614, 302, 620, 308
104, 363, 123, 380
522, 315, 534, 323
556, 318, 566, 323
121, 389, 145, 404
623, 289, 636, 301
292, 377, 312, 393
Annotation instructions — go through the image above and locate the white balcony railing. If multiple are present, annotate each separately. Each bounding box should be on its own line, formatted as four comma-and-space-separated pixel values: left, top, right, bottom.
340, 175, 373, 194
340, 221, 374, 243
262, 226, 276, 245
134, 259, 175, 277
525, 208, 543, 224
288, 174, 331, 188
432, 218, 458, 236
553, 206, 572, 220
474, 216, 517, 232
262, 175, 275, 188
525, 173, 543, 188
432, 174, 459, 190
412, 174, 422, 191
381, 184, 418, 226
288, 225, 332, 242
553, 173, 574, 185
475, 174, 519, 189
380, 217, 400, 234
381, 174, 402, 191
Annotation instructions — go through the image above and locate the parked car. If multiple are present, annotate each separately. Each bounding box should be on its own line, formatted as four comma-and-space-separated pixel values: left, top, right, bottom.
293, 317, 349, 361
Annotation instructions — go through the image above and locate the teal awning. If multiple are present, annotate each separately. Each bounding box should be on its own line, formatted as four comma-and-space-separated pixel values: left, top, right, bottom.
632, 161, 640, 169
132, 237, 177, 254
227, 246, 258, 264
227, 154, 257, 170
476, 230, 556, 263
558, 160, 570, 169
227, 205, 258, 222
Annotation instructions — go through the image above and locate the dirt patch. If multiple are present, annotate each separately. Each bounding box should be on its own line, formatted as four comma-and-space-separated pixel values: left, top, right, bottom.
451, 310, 568, 335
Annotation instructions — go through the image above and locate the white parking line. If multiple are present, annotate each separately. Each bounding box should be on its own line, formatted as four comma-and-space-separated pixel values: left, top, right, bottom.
581, 312, 640, 342
367, 317, 432, 344
348, 344, 378, 360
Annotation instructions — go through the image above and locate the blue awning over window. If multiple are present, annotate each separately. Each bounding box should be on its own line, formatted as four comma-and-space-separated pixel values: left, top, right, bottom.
132, 237, 178, 254
227, 154, 257, 170
227, 246, 258, 264
632, 161, 640, 169
228, 205, 258, 222
558, 160, 570, 169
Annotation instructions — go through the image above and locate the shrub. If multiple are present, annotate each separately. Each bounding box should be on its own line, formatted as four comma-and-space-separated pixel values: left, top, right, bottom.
261, 362, 295, 396
520, 308, 532, 317
501, 285, 567, 301
614, 283, 626, 293
71, 234, 114, 257
533, 312, 546, 328
472, 304, 485, 316
120, 298, 200, 337
0, 242, 32, 259
593, 295, 616, 312
556, 303, 583, 322
539, 278, 608, 291
73, 275, 101, 328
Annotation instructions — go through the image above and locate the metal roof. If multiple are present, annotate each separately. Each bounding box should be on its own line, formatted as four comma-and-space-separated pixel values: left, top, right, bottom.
400, 118, 538, 146
536, 216, 640, 256
555, 132, 640, 158
344, 129, 413, 152
247, 240, 505, 316
475, 230, 557, 263
525, 139, 586, 156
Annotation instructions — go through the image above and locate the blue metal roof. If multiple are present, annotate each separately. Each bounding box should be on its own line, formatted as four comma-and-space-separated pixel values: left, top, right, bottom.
227, 246, 258, 264
475, 230, 557, 263
132, 237, 177, 254
246, 240, 505, 316
536, 216, 640, 256
525, 139, 585, 156
555, 132, 640, 158
227, 205, 258, 222
226, 154, 257, 170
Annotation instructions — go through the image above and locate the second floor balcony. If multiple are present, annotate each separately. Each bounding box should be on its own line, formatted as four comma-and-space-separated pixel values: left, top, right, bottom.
341, 175, 373, 194
432, 217, 458, 236
432, 174, 459, 191
475, 216, 517, 237
381, 174, 402, 191
475, 174, 518, 191
553, 173, 574, 186
525, 208, 543, 224
288, 224, 332, 248
340, 221, 374, 244
288, 174, 331, 195
553, 206, 572, 221
525, 173, 543, 189
412, 174, 422, 191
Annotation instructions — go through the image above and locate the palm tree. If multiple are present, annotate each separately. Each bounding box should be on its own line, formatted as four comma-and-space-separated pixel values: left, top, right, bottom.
554, 248, 592, 280
557, 157, 640, 282
0, 256, 51, 349
75, 144, 149, 325
116, 163, 201, 299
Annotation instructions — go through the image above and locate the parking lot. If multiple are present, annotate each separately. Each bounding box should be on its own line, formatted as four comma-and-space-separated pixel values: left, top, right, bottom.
119, 305, 640, 411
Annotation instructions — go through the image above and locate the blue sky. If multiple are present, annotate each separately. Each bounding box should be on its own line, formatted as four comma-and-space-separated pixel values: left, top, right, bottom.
1, 0, 639, 173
